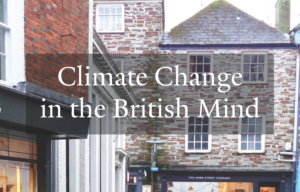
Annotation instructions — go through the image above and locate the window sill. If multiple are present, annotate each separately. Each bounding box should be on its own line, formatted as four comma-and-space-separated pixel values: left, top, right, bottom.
0, 80, 10, 87
185, 150, 211, 154
97, 31, 125, 34
238, 150, 265, 154
241, 81, 268, 85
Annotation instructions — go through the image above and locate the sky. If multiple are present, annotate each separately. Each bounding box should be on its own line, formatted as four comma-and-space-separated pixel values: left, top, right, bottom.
165, 0, 300, 32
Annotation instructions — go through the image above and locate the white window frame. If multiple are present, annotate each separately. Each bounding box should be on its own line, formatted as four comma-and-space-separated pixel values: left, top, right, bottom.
187, 53, 214, 84
238, 114, 266, 153
185, 115, 212, 153
113, 58, 124, 72
96, 4, 125, 33
241, 52, 268, 84
0, 0, 9, 82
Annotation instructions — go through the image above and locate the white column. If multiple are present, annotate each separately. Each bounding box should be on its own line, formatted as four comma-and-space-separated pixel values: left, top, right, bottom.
69, 139, 80, 192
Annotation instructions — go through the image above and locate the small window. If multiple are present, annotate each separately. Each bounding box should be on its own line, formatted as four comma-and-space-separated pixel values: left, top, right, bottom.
242, 54, 267, 84
185, 116, 211, 153
238, 115, 265, 153
96, 4, 124, 33
0, 0, 8, 80
188, 54, 213, 82
113, 59, 124, 72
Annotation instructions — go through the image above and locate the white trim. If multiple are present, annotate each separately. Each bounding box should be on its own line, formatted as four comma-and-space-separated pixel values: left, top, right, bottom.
238, 114, 266, 153
241, 54, 268, 84
96, 4, 125, 33
185, 116, 212, 153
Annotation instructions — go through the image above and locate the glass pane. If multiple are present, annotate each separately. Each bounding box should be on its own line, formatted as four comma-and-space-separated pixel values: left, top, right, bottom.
255, 143, 261, 150
188, 134, 194, 141
0, 133, 8, 150
105, 6, 110, 14
248, 143, 254, 150
203, 117, 209, 124
115, 60, 122, 69
258, 73, 264, 81
251, 64, 257, 72
195, 126, 201, 133
249, 118, 255, 124
243, 73, 249, 81
195, 118, 202, 124
244, 64, 250, 72
241, 125, 248, 133
256, 125, 262, 133
99, 6, 104, 14
249, 125, 255, 133
0, 0, 7, 24
250, 73, 257, 81
0, 27, 5, 54
258, 55, 265, 63
202, 143, 208, 150
242, 117, 248, 124
251, 55, 257, 63
256, 117, 262, 124
241, 143, 247, 150
202, 134, 208, 141
188, 125, 194, 133
195, 143, 201, 150
204, 55, 210, 63
196, 65, 203, 72
204, 65, 210, 72
248, 134, 254, 142
190, 56, 196, 63
189, 117, 195, 124
244, 55, 250, 63
255, 135, 261, 141
258, 64, 264, 72
197, 55, 203, 63
195, 134, 201, 141
0, 54, 5, 80
111, 6, 116, 14
202, 125, 208, 133
188, 143, 194, 150
116, 5, 122, 14
241, 134, 247, 141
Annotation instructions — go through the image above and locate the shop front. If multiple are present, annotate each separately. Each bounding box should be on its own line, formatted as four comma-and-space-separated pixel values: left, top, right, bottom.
161, 171, 292, 192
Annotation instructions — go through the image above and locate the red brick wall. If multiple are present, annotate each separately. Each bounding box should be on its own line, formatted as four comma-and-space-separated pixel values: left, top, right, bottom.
25, 0, 89, 99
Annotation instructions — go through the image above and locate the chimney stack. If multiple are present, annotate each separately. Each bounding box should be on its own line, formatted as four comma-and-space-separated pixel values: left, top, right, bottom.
275, 0, 290, 33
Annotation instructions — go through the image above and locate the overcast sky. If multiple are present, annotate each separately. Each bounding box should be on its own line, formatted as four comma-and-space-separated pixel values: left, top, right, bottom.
165, 0, 300, 32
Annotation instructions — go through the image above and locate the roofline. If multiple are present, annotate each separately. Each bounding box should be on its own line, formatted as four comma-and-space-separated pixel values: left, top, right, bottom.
159, 43, 296, 49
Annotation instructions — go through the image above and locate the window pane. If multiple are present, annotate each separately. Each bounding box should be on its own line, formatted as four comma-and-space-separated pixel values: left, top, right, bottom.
249, 118, 255, 124
243, 73, 249, 81
188, 143, 194, 150
241, 143, 247, 150
256, 125, 262, 133
111, 6, 116, 14
242, 117, 248, 124
248, 134, 254, 142
241, 125, 248, 133
258, 55, 265, 63
195, 126, 201, 133
248, 143, 254, 150
251, 55, 257, 63
0, 0, 7, 24
195, 143, 201, 150
188, 125, 194, 133
105, 6, 110, 14
244, 64, 250, 72
258, 64, 264, 72
251, 64, 257, 72
190, 56, 196, 63
195, 134, 201, 141
204, 65, 210, 72
99, 6, 104, 14
0, 27, 5, 54
197, 55, 203, 63
241, 134, 247, 141
202, 134, 208, 141
189, 117, 195, 124
195, 117, 202, 124
250, 73, 257, 81
203, 117, 209, 124
0, 133, 8, 150
255, 143, 261, 150
202, 125, 208, 133
202, 143, 208, 150
188, 134, 194, 141
197, 65, 203, 72
249, 125, 255, 133
0, 54, 5, 80
255, 135, 261, 141
256, 117, 262, 124
116, 5, 122, 14
244, 55, 250, 63
258, 73, 264, 81
204, 55, 210, 63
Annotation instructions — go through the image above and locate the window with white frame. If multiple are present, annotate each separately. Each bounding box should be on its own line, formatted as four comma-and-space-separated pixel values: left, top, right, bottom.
185, 116, 211, 152
239, 115, 265, 153
96, 4, 124, 33
113, 59, 124, 72
242, 54, 267, 83
188, 54, 213, 82
0, 0, 8, 80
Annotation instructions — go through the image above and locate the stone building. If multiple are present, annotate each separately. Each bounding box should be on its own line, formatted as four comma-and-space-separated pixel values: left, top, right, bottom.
94, 0, 299, 192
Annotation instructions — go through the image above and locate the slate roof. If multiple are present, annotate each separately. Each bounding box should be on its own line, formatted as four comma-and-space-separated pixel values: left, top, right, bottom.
160, 0, 292, 46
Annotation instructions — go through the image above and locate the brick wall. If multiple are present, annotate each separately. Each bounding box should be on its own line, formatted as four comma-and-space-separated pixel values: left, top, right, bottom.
25, 0, 89, 99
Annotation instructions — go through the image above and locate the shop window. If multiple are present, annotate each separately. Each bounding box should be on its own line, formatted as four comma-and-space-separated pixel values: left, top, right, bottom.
242, 54, 267, 84
188, 54, 213, 82
238, 115, 265, 153
96, 4, 124, 33
185, 116, 211, 153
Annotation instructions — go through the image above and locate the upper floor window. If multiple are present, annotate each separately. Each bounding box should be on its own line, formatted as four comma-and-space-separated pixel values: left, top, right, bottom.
188, 54, 213, 82
0, 0, 8, 80
238, 115, 265, 153
242, 54, 267, 84
96, 4, 124, 33
185, 116, 211, 153
113, 59, 124, 72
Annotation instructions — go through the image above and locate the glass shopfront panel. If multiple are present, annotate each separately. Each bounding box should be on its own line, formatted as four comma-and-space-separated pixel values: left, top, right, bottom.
167, 182, 253, 192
